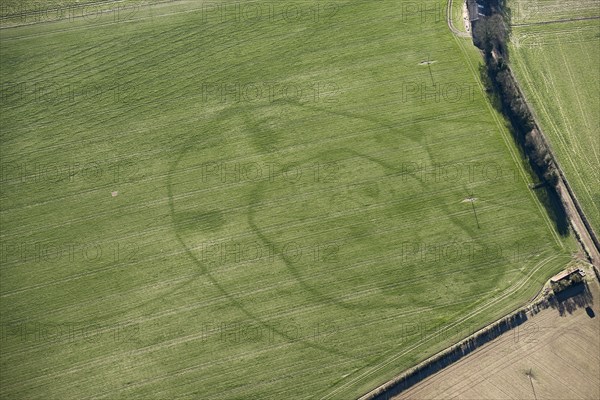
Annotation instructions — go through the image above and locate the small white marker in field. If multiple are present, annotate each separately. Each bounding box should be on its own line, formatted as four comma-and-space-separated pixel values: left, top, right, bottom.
111, 191, 119, 197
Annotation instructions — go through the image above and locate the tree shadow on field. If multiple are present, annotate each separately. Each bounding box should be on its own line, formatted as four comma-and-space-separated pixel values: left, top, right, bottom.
372, 311, 529, 399
478, 64, 569, 237
532, 184, 570, 236
545, 282, 594, 316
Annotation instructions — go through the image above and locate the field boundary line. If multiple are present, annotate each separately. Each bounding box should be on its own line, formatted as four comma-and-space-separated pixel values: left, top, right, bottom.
504, 52, 600, 265
515, 43, 597, 214
357, 254, 566, 400
453, 33, 564, 248
322, 253, 559, 399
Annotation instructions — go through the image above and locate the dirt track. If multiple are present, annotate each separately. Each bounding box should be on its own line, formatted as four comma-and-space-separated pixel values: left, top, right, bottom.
557, 178, 600, 267
503, 66, 600, 268
447, 0, 472, 38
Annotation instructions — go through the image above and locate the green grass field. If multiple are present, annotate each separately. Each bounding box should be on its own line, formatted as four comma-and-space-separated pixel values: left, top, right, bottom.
0, 0, 169, 28
509, 7, 600, 236
1, 1, 575, 398
509, 0, 600, 25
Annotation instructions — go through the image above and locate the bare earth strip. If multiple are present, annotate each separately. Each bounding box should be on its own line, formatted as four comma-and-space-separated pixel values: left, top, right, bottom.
395, 275, 600, 400
447, 0, 471, 38
503, 50, 600, 267
556, 178, 600, 267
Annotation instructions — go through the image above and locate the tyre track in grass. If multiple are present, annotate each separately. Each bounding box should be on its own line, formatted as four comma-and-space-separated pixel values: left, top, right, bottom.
323, 254, 559, 399
504, 47, 600, 265
328, 7, 570, 394
447, 0, 471, 38
449, 21, 565, 249
514, 39, 600, 224
516, 40, 597, 213
511, 16, 600, 27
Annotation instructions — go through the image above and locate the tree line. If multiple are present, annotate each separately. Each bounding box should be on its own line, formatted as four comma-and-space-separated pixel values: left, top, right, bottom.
472, 0, 559, 188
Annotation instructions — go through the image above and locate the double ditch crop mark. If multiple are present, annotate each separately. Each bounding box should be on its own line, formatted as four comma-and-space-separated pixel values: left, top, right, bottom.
1, 107, 513, 303
335, 7, 570, 396
166, 103, 468, 348
165, 113, 356, 361
162, 98, 539, 397
1, 1, 570, 396
164, 0, 490, 361
245, 101, 522, 308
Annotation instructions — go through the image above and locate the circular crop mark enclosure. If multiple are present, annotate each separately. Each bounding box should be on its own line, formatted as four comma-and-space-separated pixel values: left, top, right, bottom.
168, 106, 420, 314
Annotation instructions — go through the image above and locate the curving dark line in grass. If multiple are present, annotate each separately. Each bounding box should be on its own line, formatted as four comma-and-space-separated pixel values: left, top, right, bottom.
165, 107, 357, 360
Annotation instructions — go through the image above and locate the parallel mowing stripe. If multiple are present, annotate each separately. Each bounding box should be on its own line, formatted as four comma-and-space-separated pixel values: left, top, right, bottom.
1, 207, 534, 299
2, 271, 541, 394
323, 254, 559, 399
454, 34, 563, 248
514, 38, 598, 220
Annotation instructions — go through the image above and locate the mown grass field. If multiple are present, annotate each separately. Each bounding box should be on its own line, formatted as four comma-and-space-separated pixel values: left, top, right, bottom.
509, 0, 600, 25
0, 1, 575, 399
0, 0, 169, 28
509, 5, 600, 236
